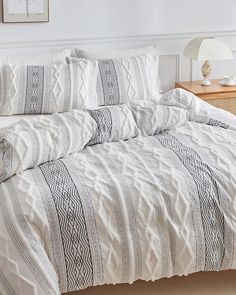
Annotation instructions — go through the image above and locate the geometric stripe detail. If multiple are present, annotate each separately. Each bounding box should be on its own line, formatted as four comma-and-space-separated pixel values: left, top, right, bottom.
207, 118, 229, 129
0, 271, 18, 295
88, 108, 113, 145
154, 131, 225, 271
98, 60, 120, 105
39, 160, 93, 291
0, 182, 57, 295
24, 66, 44, 114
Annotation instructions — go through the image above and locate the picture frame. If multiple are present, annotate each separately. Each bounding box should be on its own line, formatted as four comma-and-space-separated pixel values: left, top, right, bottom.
2, 0, 49, 23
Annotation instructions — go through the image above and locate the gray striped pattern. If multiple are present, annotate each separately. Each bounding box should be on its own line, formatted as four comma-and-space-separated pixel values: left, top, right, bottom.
148, 135, 206, 273
24, 66, 44, 114
0, 110, 97, 183
0, 61, 96, 115
88, 108, 113, 145
0, 181, 59, 294
88, 105, 139, 146
95, 55, 160, 106
207, 118, 229, 129
98, 60, 120, 105
1, 92, 236, 294
39, 160, 94, 291
154, 131, 225, 271
0, 271, 18, 295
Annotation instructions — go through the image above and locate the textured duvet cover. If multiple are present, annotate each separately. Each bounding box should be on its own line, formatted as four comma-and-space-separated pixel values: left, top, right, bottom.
0, 89, 236, 295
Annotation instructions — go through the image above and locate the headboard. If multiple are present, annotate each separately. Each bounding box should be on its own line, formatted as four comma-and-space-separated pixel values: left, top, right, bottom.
0, 31, 235, 92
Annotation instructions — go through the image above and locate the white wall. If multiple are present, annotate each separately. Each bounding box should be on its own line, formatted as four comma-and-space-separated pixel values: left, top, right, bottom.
1, 0, 236, 41
1, 0, 236, 91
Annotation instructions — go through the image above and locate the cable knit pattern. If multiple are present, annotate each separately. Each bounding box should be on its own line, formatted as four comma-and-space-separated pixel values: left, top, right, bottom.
0, 110, 97, 182
72, 45, 163, 96
0, 90, 236, 294
0, 60, 98, 115
0, 48, 70, 65
130, 100, 188, 136
70, 54, 161, 106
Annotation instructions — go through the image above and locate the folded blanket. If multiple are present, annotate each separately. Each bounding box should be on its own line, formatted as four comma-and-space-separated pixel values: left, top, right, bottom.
161, 88, 236, 128
0, 110, 97, 182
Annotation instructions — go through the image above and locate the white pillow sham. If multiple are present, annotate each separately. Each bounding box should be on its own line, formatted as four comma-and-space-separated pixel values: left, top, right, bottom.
0, 60, 98, 115
0, 48, 70, 66
72, 45, 162, 95
70, 54, 160, 107
72, 45, 158, 59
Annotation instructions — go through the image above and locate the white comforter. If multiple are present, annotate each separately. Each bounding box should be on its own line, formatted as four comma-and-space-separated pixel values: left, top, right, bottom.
0, 89, 236, 295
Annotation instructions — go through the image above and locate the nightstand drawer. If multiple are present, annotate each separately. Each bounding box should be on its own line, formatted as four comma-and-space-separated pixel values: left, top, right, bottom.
204, 97, 236, 115
198, 92, 236, 100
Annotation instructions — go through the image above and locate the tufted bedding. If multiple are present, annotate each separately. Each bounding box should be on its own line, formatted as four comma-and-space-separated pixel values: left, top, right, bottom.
0, 89, 236, 295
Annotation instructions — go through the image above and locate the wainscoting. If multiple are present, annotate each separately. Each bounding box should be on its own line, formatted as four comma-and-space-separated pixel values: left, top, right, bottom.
1, 30, 236, 92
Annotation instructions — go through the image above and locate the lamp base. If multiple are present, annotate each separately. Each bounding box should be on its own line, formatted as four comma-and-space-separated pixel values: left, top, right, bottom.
201, 60, 212, 86
201, 79, 212, 86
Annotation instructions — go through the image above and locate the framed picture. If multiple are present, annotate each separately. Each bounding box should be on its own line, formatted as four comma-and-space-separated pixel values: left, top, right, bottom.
2, 0, 49, 23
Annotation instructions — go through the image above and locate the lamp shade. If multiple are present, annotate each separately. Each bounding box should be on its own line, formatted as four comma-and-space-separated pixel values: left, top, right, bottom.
183, 37, 233, 61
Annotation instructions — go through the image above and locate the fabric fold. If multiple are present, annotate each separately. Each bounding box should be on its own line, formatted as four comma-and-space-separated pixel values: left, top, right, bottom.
0, 110, 97, 182
130, 100, 188, 136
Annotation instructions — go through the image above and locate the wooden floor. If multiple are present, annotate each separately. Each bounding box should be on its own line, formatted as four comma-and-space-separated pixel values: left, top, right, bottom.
65, 271, 236, 295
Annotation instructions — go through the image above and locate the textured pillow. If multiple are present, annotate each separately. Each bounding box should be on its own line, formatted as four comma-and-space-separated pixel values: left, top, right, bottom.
0, 48, 70, 66
70, 54, 160, 106
0, 60, 98, 115
130, 100, 188, 136
88, 105, 140, 145
0, 110, 97, 182
72, 45, 158, 59
71, 45, 162, 96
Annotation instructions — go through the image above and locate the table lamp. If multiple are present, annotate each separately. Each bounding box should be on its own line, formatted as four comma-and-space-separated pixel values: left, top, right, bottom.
183, 37, 233, 86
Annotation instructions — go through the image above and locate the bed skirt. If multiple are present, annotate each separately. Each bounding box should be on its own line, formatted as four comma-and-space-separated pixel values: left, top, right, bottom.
65, 271, 236, 295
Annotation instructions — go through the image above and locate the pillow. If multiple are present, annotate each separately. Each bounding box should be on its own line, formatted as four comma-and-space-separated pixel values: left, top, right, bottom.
0, 48, 70, 66
87, 105, 140, 145
72, 45, 158, 59
71, 45, 162, 96
0, 60, 98, 115
130, 100, 188, 136
70, 54, 160, 107
0, 110, 97, 182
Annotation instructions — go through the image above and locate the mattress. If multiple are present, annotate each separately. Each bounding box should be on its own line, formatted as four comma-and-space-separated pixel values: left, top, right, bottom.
0, 89, 236, 295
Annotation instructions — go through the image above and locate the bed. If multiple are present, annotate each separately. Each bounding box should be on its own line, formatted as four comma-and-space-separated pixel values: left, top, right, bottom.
0, 87, 236, 295
0, 45, 236, 295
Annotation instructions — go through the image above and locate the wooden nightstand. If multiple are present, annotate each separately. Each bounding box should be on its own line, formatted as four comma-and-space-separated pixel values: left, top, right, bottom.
175, 80, 236, 115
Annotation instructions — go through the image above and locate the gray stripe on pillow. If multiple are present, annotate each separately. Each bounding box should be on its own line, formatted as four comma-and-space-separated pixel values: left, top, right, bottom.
88, 108, 113, 145
98, 60, 120, 105
24, 66, 44, 114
